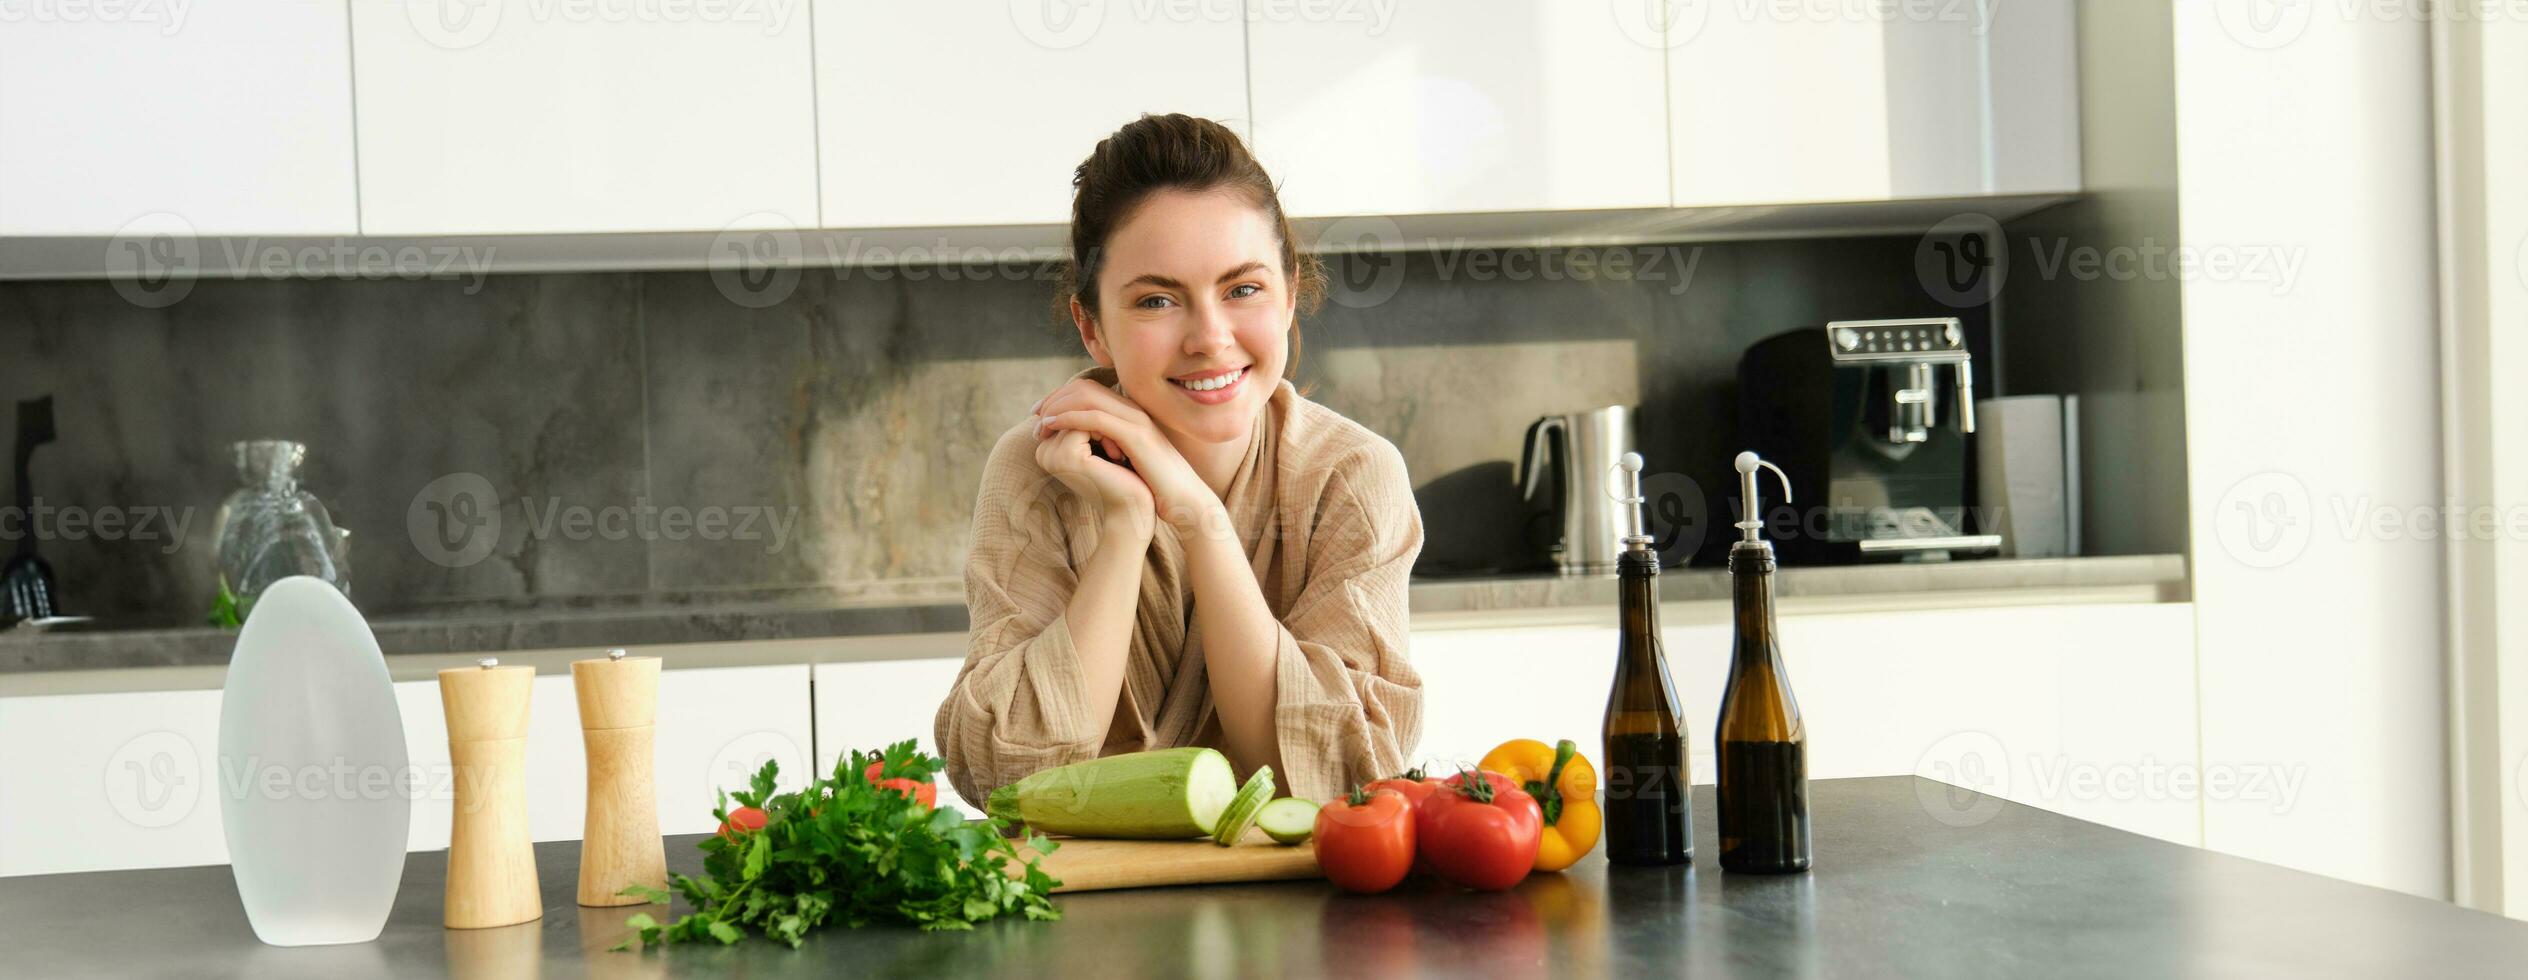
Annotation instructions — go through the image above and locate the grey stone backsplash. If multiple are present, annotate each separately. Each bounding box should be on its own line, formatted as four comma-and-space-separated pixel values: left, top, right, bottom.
0, 235, 1986, 628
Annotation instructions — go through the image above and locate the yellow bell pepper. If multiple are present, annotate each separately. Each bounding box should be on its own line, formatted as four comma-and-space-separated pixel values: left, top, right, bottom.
1480, 738, 1601, 872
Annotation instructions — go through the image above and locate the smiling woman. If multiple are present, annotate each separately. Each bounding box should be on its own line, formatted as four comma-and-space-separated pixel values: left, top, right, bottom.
935, 114, 1425, 806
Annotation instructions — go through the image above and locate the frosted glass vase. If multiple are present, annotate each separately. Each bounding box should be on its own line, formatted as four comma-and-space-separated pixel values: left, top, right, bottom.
219, 576, 411, 946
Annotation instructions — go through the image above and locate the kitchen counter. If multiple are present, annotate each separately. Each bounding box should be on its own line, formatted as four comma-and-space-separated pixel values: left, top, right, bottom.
8, 774, 2517, 978
0, 555, 2183, 676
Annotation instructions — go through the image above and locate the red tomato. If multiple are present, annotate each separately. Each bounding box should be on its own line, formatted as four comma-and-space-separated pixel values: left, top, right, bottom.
864, 761, 937, 809
1314, 788, 1417, 894
716, 805, 768, 839
1420, 775, 1543, 891
1442, 768, 1522, 801
1369, 773, 1444, 873
1367, 772, 1443, 808
1415, 770, 1532, 862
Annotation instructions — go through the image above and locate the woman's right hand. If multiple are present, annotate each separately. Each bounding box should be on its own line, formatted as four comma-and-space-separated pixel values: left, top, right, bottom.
1033, 422, 1155, 536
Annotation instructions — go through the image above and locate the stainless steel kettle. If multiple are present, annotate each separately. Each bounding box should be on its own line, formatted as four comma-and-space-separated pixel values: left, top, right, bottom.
1517, 406, 1637, 576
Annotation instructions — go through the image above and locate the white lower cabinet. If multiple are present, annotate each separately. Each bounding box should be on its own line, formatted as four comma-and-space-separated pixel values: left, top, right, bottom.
0, 663, 811, 876
1410, 625, 1622, 771
1415, 602, 2201, 846
393, 663, 813, 849
811, 658, 977, 816
0, 687, 229, 876
4, 603, 2193, 876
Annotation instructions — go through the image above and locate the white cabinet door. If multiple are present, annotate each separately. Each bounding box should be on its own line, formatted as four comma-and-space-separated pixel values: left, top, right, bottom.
1666, 0, 2078, 205
1410, 625, 1621, 771
397, 663, 817, 850
815, 4, 1247, 228
1411, 601, 2198, 846
648, 664, 817, 836
394, 671, 589, 850
0, 688, 229, 876
1768, 603, 2199, 846
348, 0, 818, 235
1247, 1, 1670, 217
0, 661, 817, 878
0, 2, 357, 235
812, 659, 975, 815
390, 663, 823, 857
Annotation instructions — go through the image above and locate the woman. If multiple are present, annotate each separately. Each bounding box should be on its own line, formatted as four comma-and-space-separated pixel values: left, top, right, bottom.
936, 114, 1423, 806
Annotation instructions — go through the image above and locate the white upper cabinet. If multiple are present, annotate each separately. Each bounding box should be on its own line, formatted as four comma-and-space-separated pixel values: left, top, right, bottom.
0, 2, 357, 236
1666, 0, 2078, 206
348, 0, 818, 236
1246, 1, 1671, 217
815, 4, 1247, 228
0, 0, 2080, 257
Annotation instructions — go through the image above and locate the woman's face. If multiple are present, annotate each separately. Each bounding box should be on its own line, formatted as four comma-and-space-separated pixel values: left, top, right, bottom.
1075, 187, 1295, 447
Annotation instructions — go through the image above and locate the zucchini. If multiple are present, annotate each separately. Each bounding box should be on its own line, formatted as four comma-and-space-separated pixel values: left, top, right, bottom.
1256, 798, 1317, 845
1211, 767, 1277, 846
984, 747, 1239, 839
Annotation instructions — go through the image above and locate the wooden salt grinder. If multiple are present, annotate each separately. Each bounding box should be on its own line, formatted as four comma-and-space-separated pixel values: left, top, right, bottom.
572, 648, 666, 907
440, 657, 542, 929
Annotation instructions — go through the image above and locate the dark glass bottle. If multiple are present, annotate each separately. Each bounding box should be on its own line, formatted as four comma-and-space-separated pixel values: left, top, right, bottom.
1715, 454, 1811, 874
1603, 456, 1691, 865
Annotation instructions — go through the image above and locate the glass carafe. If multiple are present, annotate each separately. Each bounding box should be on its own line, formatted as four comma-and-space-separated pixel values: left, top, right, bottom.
213, 441, 349, 610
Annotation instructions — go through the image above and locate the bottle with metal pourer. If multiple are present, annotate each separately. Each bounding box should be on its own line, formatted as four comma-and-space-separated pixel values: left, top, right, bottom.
1716, 451, 1812, 874
1601, 452, 1693, 865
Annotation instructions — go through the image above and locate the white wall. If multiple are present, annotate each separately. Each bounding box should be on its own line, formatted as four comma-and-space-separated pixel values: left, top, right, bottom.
2434, 12, 2528, 917
2172, 4, 2447, 897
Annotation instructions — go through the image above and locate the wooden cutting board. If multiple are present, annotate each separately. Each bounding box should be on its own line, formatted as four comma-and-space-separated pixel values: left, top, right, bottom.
1015, 829, 1321, 893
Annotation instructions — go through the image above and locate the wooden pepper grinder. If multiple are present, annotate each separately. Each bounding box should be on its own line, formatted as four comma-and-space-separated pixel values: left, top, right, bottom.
440, 657, 542, 929
572, 648, 666, 907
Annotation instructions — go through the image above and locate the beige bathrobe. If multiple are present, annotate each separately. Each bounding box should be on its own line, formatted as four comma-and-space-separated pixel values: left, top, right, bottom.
936, 367, 1424, 805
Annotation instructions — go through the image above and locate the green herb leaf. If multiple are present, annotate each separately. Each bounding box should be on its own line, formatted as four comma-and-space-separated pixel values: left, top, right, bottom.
617, 884, 672, 905
616, 742, 1060, 951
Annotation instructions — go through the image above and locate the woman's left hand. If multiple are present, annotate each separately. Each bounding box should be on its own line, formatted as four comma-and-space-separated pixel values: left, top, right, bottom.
1033, 380, 1220, 527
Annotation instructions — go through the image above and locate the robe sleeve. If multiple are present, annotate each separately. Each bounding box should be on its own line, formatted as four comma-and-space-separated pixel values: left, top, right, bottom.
1267, 440, 1426, 802
935, 427, 1109, 806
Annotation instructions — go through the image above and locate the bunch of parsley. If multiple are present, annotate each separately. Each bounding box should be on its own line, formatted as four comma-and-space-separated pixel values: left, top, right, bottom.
618, 740, 1062, 949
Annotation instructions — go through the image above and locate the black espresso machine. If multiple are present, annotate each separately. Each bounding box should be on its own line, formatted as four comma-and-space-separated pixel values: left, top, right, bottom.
1735, 318, 2001, 563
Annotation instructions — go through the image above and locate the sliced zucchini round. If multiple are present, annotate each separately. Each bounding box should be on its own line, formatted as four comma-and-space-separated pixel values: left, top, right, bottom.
1211, 766, 1277, 846
1255, 797, 1318, 845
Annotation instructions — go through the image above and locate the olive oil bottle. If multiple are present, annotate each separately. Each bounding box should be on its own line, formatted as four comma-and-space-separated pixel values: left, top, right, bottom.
1602, 453, 1692, 865
1716, 451, 1812, 874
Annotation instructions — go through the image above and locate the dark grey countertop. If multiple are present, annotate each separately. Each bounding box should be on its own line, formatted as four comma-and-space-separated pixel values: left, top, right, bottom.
8, 774, 2515, 978
0, 555, 2185, 675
